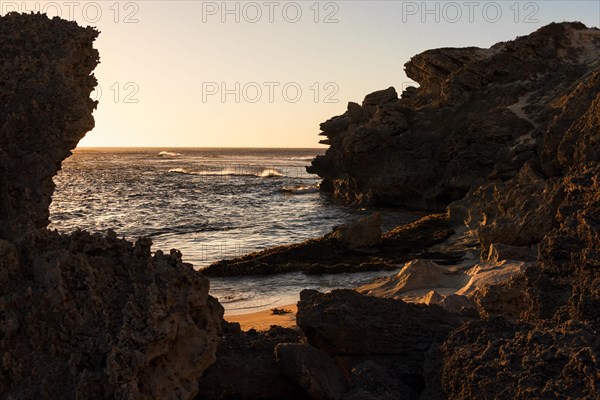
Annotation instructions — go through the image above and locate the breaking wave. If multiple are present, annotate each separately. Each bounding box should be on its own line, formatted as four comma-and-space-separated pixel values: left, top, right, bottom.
168, 167, 285, 178
158, 151, 182, 157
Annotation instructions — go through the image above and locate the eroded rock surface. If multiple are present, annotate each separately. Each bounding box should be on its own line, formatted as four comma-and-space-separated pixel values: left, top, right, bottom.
299, 22, 600, 400
439, 104, 600, 400
276, 342, 349, 400
1, 231, 223, 399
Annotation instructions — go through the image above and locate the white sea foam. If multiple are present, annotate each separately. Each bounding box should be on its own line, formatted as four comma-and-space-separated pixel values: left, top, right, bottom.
281, 185, 319, 194
257, 169, 284, 177
158, 151, 182, 157
169, 167, 285, 178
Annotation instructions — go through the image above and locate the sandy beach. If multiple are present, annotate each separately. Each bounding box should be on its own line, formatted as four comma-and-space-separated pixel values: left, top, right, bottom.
225, 304, 298, 331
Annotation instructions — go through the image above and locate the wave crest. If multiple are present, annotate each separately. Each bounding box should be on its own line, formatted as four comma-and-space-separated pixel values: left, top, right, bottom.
158, 151, 182, 157
168, 167, 285, 178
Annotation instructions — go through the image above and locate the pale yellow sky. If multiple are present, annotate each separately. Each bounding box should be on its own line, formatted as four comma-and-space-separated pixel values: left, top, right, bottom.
7, 1, 599, 147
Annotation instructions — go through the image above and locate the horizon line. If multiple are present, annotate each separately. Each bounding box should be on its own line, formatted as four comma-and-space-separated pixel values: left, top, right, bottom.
75, 146, 327, 150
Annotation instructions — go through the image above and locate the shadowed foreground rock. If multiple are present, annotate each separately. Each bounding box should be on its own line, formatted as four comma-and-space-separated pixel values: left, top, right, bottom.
0, 13, 223, 399
276, 343, 349, 400
1, 231, 223, 399
441, 166, 600, 399
196, 322, 307, 400
296, 289, 471, 397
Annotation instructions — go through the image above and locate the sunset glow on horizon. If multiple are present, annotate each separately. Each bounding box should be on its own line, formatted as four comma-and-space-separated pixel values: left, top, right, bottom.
6, 1, 598, 148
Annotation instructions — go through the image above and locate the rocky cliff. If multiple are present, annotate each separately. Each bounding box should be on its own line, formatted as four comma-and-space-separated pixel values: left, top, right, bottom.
293, 21, 600, 399
0, 13, 98, 240
308, 22, 600, 210
0, 13, 223, 399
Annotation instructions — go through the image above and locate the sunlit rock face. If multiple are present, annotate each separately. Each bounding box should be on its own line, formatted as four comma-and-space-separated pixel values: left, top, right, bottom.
309, 22, 600, 210
0, 13, 223, 399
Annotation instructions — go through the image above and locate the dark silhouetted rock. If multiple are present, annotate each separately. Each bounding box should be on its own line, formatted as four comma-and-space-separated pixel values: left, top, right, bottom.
0, 13, 98, 240
197, 323, 307, 400
441, 166, 600, 399
275, 343, 349, 400
1, 230, 223, 399
296, 290, 467, 375
343, 361, 418, 400
442, 318, 600, 399
308, 23, 600, 210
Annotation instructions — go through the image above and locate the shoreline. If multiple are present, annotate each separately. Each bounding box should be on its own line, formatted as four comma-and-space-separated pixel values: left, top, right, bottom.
224, 304, 298, 331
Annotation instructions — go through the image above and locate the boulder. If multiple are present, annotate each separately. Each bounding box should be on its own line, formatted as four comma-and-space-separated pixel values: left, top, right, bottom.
326, 213, 382, 252
1, 231, 224, 399
296, 289, 466, 374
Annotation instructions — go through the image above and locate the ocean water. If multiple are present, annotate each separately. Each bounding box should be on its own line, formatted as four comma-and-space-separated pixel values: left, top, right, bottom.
50, 148, 419, 314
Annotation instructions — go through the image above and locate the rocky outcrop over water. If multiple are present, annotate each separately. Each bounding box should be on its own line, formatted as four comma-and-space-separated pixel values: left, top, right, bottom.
203, 213, 457, 276
308, 22, 600, 210
0, 13, 223, 399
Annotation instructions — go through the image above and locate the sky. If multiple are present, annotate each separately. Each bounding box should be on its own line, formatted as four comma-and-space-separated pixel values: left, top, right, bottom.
4, 1, 600, 148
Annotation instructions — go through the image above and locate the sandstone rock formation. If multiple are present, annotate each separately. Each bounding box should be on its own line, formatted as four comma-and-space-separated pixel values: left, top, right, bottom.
0, 13, 223, 399
358, 259, 465, 298
308, 22, 600, 210
1, 231, 224, 399
438, 168, 600, 399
